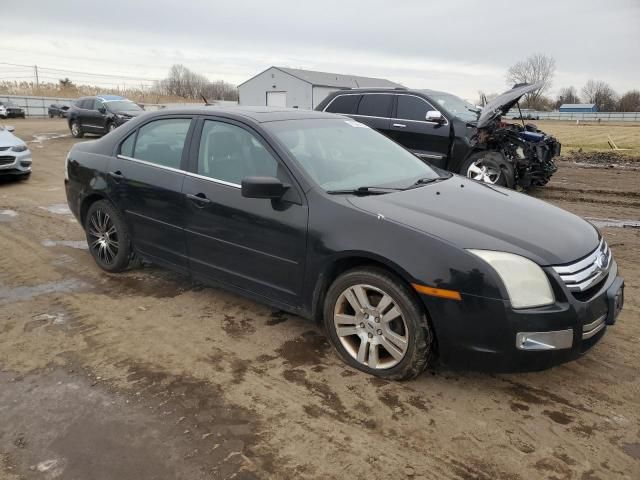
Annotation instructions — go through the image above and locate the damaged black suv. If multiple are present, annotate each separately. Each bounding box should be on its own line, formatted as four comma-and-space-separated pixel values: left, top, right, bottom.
315, 82, 560, 189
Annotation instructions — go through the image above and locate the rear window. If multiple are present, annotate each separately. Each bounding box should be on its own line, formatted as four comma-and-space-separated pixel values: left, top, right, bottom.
325, 94, 361, 114
132, 118, 191, 169
356, 94, 393, 117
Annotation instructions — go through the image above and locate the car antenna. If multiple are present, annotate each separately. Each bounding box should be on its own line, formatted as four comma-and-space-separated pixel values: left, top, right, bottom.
201, 95, 212, 106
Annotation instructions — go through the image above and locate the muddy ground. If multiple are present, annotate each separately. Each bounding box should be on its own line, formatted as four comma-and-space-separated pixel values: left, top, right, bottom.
0, 118, 638, 480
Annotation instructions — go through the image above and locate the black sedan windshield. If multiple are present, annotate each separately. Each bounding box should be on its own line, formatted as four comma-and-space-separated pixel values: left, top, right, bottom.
105, 100, 142, 111
267, 119, 441, 191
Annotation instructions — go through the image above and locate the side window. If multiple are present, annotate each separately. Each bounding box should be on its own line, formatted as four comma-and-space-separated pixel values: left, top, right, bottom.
120, 132, 135, 157
133, 118, 191, 169
396, 95, 430, 121
356, 94, 393, 118
94, 99, 105, 112
198, 120, 280, 185
325, 94, 361, 114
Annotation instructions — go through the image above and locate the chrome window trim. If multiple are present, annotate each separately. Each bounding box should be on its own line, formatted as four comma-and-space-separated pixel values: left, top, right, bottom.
116, 154, 242, 189
323, 92, 448, 126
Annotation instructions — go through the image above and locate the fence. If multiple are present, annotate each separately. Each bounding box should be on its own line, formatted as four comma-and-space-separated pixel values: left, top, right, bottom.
0, 95, 239, 117
505, 109, 640, 122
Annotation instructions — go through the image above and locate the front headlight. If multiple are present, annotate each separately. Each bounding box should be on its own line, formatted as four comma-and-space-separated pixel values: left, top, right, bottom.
11, 145, 28, 152
468, 250, 554, 309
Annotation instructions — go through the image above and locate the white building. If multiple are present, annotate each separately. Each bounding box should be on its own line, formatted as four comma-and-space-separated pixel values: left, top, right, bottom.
238, 66, 403, 110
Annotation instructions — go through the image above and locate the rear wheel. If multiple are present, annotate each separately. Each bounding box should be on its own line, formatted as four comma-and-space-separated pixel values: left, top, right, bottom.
324, 267, 432, 380
460, 152, 510, 187
70, 121, 84, 138
84, 200, 132, 272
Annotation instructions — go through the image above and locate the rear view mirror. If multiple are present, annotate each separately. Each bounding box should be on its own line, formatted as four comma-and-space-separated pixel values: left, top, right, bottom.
426, 110, 444, 122
241, 176, 289, 199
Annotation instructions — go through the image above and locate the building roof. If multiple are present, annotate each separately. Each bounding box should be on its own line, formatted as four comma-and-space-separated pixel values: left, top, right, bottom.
238, 66, 403, 89
559, 103, 596, 109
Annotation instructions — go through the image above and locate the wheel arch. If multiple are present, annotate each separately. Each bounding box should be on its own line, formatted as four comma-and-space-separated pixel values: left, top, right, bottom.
79, 192, 109, 226
310, 252, 427, 324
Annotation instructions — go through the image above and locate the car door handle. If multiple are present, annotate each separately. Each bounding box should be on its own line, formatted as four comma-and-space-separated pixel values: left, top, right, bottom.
392, 123, 407, 128
108, 170, 124, 181
186, 193, 211, 206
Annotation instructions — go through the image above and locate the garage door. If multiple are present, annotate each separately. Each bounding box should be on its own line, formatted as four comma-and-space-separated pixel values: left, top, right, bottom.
267, 91, 287, 107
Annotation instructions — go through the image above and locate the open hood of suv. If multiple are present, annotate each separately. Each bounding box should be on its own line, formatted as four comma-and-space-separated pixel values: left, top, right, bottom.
477, 82, 543, 128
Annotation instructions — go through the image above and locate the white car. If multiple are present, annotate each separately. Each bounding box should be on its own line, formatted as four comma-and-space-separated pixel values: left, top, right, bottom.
0, 125, 31, 179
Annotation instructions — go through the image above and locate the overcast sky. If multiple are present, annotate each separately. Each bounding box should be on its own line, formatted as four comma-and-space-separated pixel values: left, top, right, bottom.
1, 0, 638, 100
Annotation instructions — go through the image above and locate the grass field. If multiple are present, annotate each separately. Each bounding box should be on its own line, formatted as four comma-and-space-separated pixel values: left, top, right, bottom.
531, 120, 640, 157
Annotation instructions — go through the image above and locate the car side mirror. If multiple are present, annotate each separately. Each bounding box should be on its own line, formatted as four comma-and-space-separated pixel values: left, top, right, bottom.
98, 107, 107, 114
426, 110, 444, 122
6, 126, 15, 133
241, 176, 289, 199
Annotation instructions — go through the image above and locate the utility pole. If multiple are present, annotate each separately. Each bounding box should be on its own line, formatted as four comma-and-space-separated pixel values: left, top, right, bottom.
34, 65, 39, 88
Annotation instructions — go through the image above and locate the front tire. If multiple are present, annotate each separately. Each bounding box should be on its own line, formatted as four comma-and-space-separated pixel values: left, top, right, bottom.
460, 152, 510, 187
70, 121, 84, 138
323, 267, 432, 380
84, 200, 132, 272
107, 122, 117, 133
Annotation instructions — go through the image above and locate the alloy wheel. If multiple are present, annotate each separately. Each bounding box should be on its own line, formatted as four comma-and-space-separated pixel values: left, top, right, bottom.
467, 160, 502, 184
333, 284, 409, 369
87, 209, 119, 265
71, 122, 79, 136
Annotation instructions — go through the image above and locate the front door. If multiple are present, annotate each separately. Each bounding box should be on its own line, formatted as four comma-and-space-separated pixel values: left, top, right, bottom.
183, 118, 308, 306
389, 94, 451, 168
106, 117, 194, 271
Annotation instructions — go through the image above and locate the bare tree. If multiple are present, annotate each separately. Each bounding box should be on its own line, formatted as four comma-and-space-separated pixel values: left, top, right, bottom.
617, 90, 640, 112
554, 86, 580, 109
154, 64, 238, 101
581, 79, 618, 111
506, 53, 556, 108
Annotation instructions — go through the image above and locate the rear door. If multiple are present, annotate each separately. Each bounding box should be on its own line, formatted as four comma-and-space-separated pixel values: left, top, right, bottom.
389, 94, 451, 166
107, 116, 194, 271
80, 99, 104, 133
182, 118, 308, 306
352, 93, 393, 136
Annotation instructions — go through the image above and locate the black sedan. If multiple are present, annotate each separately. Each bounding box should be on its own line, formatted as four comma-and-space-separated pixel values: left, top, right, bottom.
64, 107, 624, 379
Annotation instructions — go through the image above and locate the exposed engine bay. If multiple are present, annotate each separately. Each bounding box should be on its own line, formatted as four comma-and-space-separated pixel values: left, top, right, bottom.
476, 119, 561, 188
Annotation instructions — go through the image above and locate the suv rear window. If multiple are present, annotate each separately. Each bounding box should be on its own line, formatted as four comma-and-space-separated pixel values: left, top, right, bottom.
325, 94, 361, 114
356, 94, 393, 118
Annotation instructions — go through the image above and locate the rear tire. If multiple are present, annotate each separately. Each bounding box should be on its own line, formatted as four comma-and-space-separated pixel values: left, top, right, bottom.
323, 267, 432, 380
70, 121, 84, 138
84, 200, 132, 273
460, 151, 510, 187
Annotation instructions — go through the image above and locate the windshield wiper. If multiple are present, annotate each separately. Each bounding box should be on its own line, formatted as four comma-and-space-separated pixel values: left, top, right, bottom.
326, 186, 402, 195
406, 175, 451, 189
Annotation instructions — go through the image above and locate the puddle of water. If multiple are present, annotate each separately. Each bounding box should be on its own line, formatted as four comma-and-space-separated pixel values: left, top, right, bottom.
39, 204, 72, 215
29, 133, 70, 144
42, 239, 88, 250
0, 278, 89, 305
0, 209, 18, 222
32, 313, 66, 325
585, 217, 640, 229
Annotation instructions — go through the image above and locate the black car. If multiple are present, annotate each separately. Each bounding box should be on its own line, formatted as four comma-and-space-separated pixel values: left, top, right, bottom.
67, 95, 143, 137
0, 101, 26, 119
64, 107, 624, 379
48, 103, 70, 118
315, 83, 560, 189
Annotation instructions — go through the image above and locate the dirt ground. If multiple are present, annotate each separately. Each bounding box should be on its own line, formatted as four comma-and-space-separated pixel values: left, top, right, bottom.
0, 118, 638, 480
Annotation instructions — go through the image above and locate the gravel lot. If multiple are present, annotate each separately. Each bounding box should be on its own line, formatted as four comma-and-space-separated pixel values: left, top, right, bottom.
1, 118, 638, 480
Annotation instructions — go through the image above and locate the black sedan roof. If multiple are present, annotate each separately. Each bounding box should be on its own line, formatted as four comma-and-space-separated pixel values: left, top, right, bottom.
150, 106, 338, 123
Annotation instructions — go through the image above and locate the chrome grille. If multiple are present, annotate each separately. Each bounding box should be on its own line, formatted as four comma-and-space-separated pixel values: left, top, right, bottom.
553, 238, 611, 293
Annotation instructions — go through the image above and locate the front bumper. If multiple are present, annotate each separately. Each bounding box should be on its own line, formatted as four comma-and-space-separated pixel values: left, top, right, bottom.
0, 149, 32, 176
419, 265, 624, 372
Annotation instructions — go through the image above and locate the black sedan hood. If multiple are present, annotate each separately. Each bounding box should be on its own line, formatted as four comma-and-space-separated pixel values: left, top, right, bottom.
347, 177, 599, 266
477, 82, 543, 128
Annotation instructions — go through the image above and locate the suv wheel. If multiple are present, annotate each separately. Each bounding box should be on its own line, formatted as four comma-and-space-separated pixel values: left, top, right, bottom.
107, 122, 117, 133
460, 152, 509, 186
84, 200, 132, 272
324, 267, 432, 380
70, 121, 84, 138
